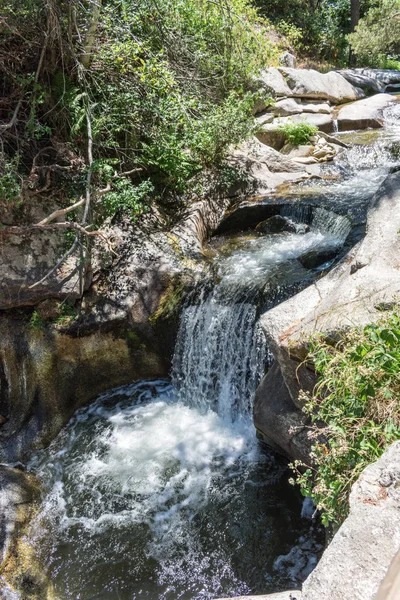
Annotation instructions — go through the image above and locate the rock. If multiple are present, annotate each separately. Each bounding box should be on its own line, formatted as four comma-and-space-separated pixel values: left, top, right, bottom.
216, 593, 301, 600
255, 125, 287, 150
292, 157, 319, 165
337, 93, 395, 132
0, 228, 92, 309
36, 298, 63, 320
232, 138, 304, 173
281, 144, 314, 158
257, 68, 293, 99
0, 467, 39, 565
254, 362, 313, 464
278, 68, 364, 104
385, 83, 400, 94
338, 68, 400, 95
229, 138, 309, 195
298, 247, 338, 269
279, 51, 297, 69
256, 215, 298, 234
258, 172, 400, 409
268, 98, 303, 117
301, 441, 400, 600
338, 69, 384, 95
256, 114, 334, 151
256, 112, 275, 126
274, 113, 334, 134
300, 103, 332, 115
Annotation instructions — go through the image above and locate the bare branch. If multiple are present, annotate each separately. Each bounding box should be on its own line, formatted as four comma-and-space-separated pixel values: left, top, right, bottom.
37, 198, 86, 226
0, 100, 22, 132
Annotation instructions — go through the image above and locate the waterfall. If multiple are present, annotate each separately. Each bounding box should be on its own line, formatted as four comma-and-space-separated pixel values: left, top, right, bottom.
172, 288, 266, 421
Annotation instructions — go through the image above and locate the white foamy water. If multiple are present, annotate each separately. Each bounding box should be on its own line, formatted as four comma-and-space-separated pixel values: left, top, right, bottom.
27, 381, 321, 599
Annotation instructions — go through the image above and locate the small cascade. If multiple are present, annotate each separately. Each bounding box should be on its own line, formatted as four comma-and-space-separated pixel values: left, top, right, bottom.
172, 291, 265, 420
332, 119, 339, 133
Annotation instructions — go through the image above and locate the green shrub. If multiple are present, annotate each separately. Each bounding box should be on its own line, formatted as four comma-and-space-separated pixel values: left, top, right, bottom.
278, 120, 318, 145
291, 311, 400, 526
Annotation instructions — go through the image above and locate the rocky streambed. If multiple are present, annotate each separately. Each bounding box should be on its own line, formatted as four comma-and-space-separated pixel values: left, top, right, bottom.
1, 67, 400, 599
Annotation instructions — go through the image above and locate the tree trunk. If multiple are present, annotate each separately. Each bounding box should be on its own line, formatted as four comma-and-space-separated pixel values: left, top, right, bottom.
349, 0, 361, 66
351, 0, 360, 31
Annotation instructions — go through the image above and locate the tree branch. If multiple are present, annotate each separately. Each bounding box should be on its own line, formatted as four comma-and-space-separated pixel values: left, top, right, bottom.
37, 198, 85, 225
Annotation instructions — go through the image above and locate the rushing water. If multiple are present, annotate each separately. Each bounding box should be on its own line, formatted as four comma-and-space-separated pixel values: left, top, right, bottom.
19, 102, 400, 600
22, 219, 352, 600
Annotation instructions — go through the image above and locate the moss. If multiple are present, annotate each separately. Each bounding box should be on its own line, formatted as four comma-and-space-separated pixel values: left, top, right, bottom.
149, 276, 187, 325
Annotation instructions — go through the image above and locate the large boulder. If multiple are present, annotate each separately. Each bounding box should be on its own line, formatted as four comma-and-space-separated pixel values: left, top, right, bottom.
0, 228, 92, 309
257, 68, 293, 98
339, 68, 400, 95
229, 137, 310, 195
302, 441, 400, 600
336, 93, 395, 132
254, 362, 313, 464
259, 171, 400, 410
278, 68, 364, 104
256, 114, 334, 150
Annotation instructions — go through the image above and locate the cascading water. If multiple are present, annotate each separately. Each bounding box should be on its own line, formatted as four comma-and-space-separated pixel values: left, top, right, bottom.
20, 214, 354, 600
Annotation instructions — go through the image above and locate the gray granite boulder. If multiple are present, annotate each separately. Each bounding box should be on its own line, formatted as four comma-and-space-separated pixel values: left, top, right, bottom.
302, 441, 400, 600
337, 93, 395, 131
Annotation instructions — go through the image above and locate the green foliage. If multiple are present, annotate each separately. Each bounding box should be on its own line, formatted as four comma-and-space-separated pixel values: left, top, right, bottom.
1, 0, 273, 221
291, 311, 400, 526
29, 310, 44, 330
278, 120, 318, 145
102, 179, 154, 219
348, 0, 400, 66
0, 156, 22, 202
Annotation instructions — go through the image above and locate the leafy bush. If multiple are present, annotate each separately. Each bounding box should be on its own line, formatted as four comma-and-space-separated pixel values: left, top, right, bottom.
278, 120, 318, 145
291, 311, 400, 526
1, 0, 275, 221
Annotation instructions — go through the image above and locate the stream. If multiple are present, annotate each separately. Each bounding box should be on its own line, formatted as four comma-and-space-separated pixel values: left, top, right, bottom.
18, 103, 400, 600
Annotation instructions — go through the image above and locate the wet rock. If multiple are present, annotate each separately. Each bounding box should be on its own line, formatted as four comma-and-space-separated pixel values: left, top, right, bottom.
338, 68, 400, 95
337, 93, 395, 132
298, 247, 338, 270
0, 467, 39, 565
301, 441, 400, 600
338, 69, 384, 95
278, 68, 364, 104
254, 362, 313, 464
255, 215, 297, 234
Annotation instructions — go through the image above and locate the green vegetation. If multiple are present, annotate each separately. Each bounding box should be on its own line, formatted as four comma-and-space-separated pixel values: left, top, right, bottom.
278, 121, 318, 145
29, 310, 44, 330
0, 0, 274, 226
291, 311, 400, 526
348, 0, 400, 67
